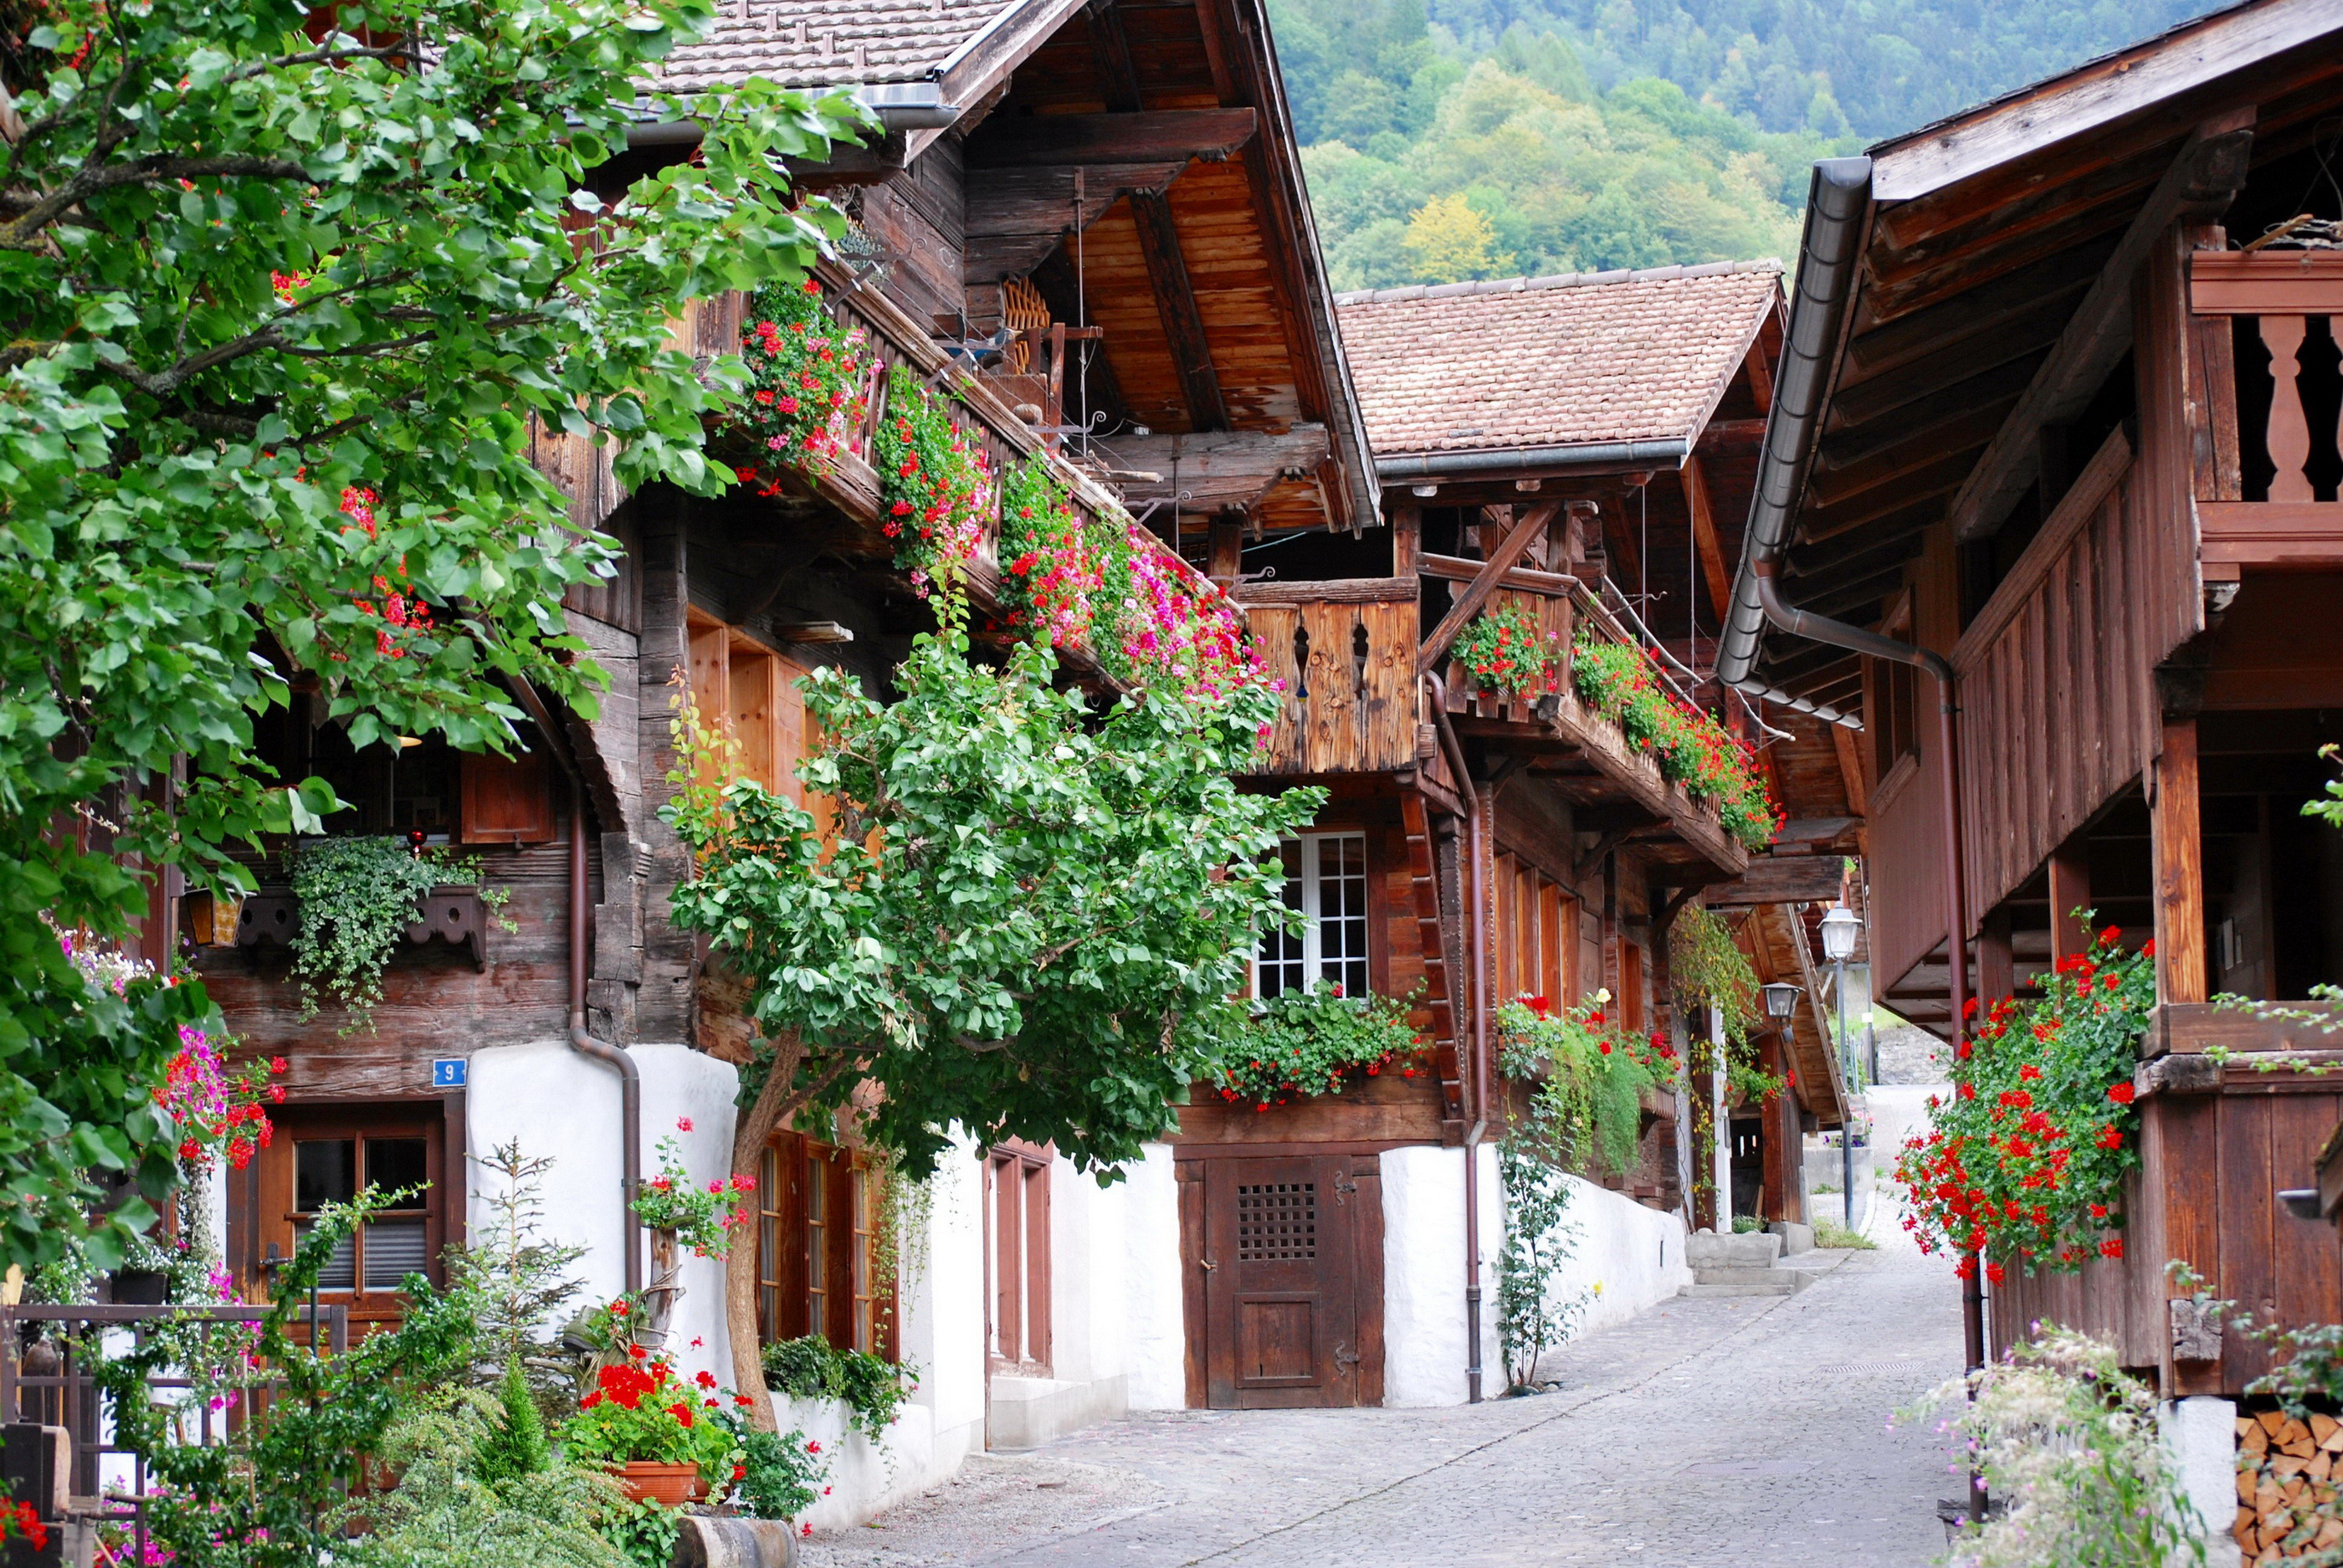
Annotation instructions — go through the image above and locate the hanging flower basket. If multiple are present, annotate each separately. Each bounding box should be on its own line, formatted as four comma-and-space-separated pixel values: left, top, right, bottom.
608, 1461, 708, 1507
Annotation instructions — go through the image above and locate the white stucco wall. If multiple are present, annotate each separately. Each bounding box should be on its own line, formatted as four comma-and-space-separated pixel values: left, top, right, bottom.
1121, 1145, 1187, 1410
2163, 1396, 2242, 1568
1536, 1174, 1692, 1342
1380, 1142, 1501, 1407
462, 1039, 741, 1386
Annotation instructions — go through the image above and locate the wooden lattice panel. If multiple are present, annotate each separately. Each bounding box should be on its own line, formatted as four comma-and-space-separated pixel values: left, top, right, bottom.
1235, 1181, 1316, 1262
2238, 1411, 2343, 1562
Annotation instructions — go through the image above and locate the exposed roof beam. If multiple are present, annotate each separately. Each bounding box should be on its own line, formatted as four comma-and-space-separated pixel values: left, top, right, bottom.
1129, 191, 1228, 431
1868, 0, 2332, 201
1831, 720, 1869, 817
1091, 425, 1330, 513
961, 107, 1259, 168
1946, 110, 2254, 543
1680, 454, 1732, 623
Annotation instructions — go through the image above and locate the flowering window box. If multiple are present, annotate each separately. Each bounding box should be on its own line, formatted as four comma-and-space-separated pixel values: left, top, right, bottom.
233, 885, 489, 971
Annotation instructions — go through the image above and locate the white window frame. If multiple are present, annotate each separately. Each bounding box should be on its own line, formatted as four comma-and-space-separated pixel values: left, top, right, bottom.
1255, 830, 1370, 999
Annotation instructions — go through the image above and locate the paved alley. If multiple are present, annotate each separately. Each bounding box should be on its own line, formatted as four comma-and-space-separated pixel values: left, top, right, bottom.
808, 1090, 1966, 1568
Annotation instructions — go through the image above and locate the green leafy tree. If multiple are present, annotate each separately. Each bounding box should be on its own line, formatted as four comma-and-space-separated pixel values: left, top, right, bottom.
0, 0, 864, 1275
662, 597, 1320, 1425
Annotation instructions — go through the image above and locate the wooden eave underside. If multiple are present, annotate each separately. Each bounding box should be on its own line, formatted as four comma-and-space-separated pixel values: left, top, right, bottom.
1746, 11, 2343, 710
955, 0, 1376, 535
1737, 903, 1848, 1127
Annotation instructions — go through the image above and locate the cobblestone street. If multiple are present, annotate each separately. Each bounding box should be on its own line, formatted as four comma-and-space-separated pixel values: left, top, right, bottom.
810, 1088, 1965, 1568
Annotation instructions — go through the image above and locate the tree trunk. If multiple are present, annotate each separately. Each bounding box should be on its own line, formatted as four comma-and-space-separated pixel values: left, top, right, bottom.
725, 1033, 807, 1433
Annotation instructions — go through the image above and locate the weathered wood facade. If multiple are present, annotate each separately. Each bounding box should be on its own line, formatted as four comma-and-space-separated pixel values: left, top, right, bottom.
1719, 0, 2343, 1405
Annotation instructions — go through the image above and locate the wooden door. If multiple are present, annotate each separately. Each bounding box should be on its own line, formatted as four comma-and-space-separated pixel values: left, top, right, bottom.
1191, 1153, 1383, 1408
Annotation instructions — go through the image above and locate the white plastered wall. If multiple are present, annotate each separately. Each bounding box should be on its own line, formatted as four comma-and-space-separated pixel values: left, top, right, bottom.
463, 1040, 741, 1386
1122, 1145, 1187, 1410
1381, 1144, 1689, 1403
787, 1135, 987, 1528
2164, 1396, 2243, 1568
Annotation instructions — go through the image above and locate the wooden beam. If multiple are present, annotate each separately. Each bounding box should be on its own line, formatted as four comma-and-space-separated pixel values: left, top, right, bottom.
2047, 832, 2094, 968
1127, 190, 1228, 432
1977, 906, 2015, 1007
2153, 719, 2206, 1005
1947, 111, 2255, 542
1207, 518, 1243, 584
1230, 576, 1415, 605
1829, 720, 1869, 817
961, 108, 1259, 168
1702, 853, 1848, 908
1415, 502, 1561, 676
1680, 454, 1731, 623
1418, 552, 1577, 597
1742, 330, 1773, 415
1391, 504, 1421, 577
1093, 426, 1330, 512
1575, 826, 1635, 888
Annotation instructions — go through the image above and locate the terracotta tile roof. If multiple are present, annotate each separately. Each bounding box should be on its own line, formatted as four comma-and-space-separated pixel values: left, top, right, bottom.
1334, 261, 1782, 459
655, 0, 1026, 92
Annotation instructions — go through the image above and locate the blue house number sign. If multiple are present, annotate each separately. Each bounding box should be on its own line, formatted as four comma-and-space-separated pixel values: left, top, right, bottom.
431, 1057, 468, 1089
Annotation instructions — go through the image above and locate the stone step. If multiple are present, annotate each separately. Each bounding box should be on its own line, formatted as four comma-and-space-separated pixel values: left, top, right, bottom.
1685, 1231, 1783, 1269
1684, 1266, 1808, 1296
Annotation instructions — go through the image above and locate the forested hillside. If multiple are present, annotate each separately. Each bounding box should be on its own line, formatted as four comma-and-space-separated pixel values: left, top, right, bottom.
1279, 0, 2227, 290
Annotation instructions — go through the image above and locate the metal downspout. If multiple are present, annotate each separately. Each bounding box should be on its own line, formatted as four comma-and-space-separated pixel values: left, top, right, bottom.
1424, 674, 1488, 1403
566, 776, 643, 1297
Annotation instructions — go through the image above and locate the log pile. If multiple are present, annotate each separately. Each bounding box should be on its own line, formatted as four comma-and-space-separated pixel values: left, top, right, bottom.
2238, 1411, 2343, 1562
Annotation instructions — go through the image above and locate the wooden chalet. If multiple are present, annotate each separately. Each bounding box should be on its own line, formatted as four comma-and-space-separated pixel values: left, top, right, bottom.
1140, 260, 1827, 1409
1715, 0, 2343, 1432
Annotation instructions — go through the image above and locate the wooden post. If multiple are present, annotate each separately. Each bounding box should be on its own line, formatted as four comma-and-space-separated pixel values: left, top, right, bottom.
1207, 517, 1243, 586
2154, 717, 2207, 1004
2047, 833, 2093, 967
1391, 503, 1421, 579
1977, 907, 2014, 1008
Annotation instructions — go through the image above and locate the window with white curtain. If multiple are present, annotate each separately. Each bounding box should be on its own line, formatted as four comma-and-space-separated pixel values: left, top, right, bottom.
1256, 832, 1370, 998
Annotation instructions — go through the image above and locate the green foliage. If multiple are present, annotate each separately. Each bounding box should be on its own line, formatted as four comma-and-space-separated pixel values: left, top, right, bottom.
998, 457, 1130, 655
728, 1422, 828, 1520
1495, 1145, 1588, 1390
594, 1499, 682, 1568
1668, 905, 1758, 1045
1911, 1328, 2204, 1568
97, 1191, 479, 1566
1276, 0, 2219, 290
1448, 604, 1560, 701
356, 1386, 628, 1568
443, 1140, 589, 1404
1810, 1217, 1877, 1251
1729, 1213, 1765, 1234
1893, 926, 2153, 1274
662, 597, 1321, 1180
761, 1335, 919, 1443
1571, 637, 1778, 849
0, 0, 866, 1276
1497, 995, 1672, 1178
290, 837, 495, 1033
1210, 982, 1427, 1109
874, 369, 995, 592
473, 1359, 553, 1491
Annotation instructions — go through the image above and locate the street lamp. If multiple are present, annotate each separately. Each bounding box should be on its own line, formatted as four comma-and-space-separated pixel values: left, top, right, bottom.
1820, 903, 1861, 1231
1761, 981, 1802, 1020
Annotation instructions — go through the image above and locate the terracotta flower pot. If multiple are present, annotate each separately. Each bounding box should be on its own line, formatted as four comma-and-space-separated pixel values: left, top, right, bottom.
610, 1461, 708, 1506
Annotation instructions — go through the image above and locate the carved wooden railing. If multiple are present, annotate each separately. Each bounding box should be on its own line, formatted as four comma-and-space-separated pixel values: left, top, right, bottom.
2188, 250, 2343, 579
1230, 578, 1419, 775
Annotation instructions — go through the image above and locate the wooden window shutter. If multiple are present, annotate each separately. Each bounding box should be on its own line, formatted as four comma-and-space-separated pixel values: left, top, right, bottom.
459, 748, 556, 845
728, 645, 780, 793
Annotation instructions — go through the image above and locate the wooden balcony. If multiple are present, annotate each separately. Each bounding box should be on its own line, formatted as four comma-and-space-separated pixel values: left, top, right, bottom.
1230, 577, 1419, 776
2189, 250, 2343, 581
1419, 560, 1748, 882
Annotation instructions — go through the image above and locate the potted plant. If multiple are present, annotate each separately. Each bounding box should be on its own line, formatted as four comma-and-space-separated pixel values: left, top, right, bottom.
287, 835, 511, 1035
1211, 982, 1428, 1110
557, 1347, 736, 1505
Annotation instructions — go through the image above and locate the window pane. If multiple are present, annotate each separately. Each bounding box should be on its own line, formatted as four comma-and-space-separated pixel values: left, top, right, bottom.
295, 1222, 356, 1291
364, 1138, 429, 1202
1256, 840, 1306, 998
758, 1147, 780, 1342
1316, 834, 1369, 998
294, 1140, 356, 1212
806, 1156, 828, 1341
362, 1218, 428, 1291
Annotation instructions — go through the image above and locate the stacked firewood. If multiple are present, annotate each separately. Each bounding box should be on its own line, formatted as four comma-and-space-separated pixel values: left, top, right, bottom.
2238, 1411, 2343, 1562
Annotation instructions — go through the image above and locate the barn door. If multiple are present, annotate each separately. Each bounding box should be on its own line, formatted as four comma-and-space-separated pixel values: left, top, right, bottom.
1192, 1153, 1383, 1408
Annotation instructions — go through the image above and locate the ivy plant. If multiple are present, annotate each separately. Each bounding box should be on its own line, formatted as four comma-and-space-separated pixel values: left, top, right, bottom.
289, 838, 505, 1036
661, 591, 1320, 1426
1496, 994, 1673, 1178
761, 1335, 918, 1443
0, 0, 867, 1276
